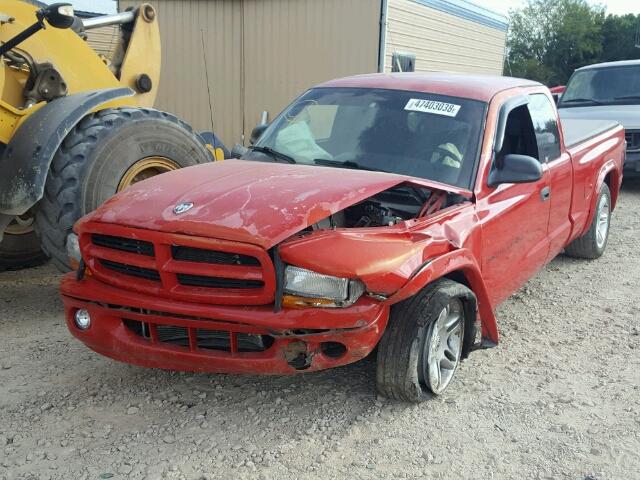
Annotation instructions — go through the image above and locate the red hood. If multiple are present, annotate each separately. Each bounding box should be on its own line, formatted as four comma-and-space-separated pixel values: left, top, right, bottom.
84, 160, 466, 249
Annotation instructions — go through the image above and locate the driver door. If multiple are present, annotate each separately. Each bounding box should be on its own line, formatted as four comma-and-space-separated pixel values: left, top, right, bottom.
477, 103, 551, 306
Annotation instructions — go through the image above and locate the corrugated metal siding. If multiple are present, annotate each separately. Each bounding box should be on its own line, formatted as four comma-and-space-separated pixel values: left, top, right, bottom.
242, 0, 380, 135
85, 25, 120, 59
120, 0, 380, 146
120, 0, 244, 146
385, 0, 506, 75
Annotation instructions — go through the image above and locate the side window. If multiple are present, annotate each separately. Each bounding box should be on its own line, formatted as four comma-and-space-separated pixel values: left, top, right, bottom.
497, 104, 539, 161
527, 94, 561, 162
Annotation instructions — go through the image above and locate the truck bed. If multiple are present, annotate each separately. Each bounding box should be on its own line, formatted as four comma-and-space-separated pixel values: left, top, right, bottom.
559, 116, 620, 149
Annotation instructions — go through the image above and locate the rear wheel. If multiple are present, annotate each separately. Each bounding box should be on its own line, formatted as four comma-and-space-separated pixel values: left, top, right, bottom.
35, 108, 212, 271
564, 183, 611, 259
0, 213, 47, 271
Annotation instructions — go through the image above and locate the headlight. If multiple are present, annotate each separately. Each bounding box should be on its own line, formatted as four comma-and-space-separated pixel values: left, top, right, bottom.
283, 266, 365, 308
66, 233, 81, 269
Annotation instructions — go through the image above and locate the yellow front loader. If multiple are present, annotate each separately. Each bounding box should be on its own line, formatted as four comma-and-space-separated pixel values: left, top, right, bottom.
0, 1, 214, 271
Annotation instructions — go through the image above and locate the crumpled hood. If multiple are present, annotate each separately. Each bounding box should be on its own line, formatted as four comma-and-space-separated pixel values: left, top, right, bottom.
559, 105, 640, 130
84, 160, 426, 249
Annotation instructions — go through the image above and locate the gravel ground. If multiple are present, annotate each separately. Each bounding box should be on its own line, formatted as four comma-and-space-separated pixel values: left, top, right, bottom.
1, 182, 639, 480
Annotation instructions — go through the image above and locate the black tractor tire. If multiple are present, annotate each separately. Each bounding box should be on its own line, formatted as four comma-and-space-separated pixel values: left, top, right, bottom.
35, 108, 212, 272
564, 183, 611, 260
0, 230, 47, 271
376, 278, 474, 402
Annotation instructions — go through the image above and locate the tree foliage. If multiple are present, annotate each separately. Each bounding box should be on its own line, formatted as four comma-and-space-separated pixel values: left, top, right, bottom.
505, 0, 640, 85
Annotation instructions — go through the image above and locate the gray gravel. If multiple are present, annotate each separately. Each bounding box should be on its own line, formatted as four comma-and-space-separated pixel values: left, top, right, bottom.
1, 181, 639, 480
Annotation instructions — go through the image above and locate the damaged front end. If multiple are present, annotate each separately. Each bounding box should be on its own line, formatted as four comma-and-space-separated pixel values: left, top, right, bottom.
62, 161, 481, 374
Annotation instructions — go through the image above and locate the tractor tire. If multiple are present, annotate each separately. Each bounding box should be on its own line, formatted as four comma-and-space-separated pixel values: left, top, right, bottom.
564, 183, 611, 260
0, 229, 47, 271
35, 108, 212, 271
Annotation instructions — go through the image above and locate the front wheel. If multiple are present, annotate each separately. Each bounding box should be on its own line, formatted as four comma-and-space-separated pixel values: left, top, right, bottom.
564, 183, 611, 259
35, 108, 213, 271
376, 279, 474, 402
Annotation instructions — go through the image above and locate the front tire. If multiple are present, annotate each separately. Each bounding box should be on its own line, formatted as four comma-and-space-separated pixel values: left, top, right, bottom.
564, 183, 611, 259
376, 279, 473, 402
35, 108, 212, 271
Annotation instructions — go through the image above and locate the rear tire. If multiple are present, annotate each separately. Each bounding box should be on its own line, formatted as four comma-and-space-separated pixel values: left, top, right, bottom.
564, 183, 611, 260
35, 108, 212, 271
376, 279, 473, 402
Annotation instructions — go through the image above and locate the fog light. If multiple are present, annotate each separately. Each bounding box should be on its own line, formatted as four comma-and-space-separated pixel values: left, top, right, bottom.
74, 309, 91, 330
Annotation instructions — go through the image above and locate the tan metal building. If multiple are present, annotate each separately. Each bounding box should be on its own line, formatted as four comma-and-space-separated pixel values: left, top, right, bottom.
117, 0, 508, 147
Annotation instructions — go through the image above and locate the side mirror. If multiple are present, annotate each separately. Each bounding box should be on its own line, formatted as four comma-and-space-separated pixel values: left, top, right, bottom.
488, 154, 542, 187
41, 3, 75, 29
249, 123, 269, 145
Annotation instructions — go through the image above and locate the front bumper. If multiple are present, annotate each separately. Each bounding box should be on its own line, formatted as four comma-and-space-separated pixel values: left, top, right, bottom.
61, 274, 389, 374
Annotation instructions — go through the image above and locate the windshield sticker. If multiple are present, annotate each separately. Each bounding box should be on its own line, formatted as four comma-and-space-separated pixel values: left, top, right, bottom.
404, 99, 461, 117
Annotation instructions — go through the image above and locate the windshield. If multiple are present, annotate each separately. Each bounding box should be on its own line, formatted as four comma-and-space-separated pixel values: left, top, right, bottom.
559, 65, 640, 107
247, 87, 486, 188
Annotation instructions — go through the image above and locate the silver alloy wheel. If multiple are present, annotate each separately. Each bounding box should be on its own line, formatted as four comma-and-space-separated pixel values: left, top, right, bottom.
423, 299, 464, 394
595, 194, 610, 250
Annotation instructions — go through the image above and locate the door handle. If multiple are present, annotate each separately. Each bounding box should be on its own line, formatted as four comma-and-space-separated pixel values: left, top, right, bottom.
540, 186, 551, 201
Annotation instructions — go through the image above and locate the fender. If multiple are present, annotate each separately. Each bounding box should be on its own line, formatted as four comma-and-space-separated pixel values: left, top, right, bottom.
581, 159, 619, 237
388, 248, 499, 344
0, 87, 134, 216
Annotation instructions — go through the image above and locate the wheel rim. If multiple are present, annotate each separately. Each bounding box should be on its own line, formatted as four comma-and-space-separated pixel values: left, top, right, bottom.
4, 212, 35, 235
117, 157, 181, 192
595, 194, 610, 249
422, 299, 464, 394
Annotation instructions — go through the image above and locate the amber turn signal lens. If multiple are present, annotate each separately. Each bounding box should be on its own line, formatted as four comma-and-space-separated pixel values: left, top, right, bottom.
282, 294, 337, 309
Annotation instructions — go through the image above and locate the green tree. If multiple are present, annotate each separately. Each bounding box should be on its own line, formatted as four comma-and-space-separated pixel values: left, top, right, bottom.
600, 14, 640, 62
505, 0, 604, 85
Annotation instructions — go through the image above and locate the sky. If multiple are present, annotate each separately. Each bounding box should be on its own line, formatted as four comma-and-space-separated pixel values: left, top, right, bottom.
57, 0, 640, 17
480, 0, 640, 16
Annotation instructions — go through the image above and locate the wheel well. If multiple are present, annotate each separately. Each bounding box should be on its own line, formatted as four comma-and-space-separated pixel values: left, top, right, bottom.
443, 270, 478, 358
603, 171, 617, 210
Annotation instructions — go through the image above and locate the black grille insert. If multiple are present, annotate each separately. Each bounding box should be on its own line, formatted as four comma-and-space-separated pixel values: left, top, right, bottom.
625, 130, 640, 152
172, 245, 260, 266
92, 234, 155, 256
100, 259, 160, 281
123, 320, 273, 352
176, 273, 263, 289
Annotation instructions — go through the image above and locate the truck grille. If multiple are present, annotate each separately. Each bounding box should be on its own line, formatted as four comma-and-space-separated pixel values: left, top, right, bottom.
625, 130, 640, 153
80, 224, 276, 305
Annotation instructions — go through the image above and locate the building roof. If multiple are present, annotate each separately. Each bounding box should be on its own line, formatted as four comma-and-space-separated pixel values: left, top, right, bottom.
576, 59, 640, 71
318, 72, 541, 102
409, 0, 509, 32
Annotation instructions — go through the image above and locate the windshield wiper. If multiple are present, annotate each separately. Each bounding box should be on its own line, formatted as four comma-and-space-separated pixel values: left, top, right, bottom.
560, 98, 603, 105
313, 158, 388, 173
249, 146, 296, 164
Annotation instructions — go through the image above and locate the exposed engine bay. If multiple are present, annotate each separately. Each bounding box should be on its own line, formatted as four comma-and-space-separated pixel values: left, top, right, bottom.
309, 183, 467, 230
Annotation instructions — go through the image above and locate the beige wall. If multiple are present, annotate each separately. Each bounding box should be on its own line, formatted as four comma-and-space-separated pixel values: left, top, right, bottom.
385, 0, 506, 75
242, 0, 380, 137
120, 0, 244, 147
85, 25, 120, 59
120, 0, 380, 147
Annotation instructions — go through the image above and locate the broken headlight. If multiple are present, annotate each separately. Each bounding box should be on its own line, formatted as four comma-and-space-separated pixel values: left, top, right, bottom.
283, 266, 365, 308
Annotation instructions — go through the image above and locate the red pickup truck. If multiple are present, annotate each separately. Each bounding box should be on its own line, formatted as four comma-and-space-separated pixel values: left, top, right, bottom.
60, 74, 624, 402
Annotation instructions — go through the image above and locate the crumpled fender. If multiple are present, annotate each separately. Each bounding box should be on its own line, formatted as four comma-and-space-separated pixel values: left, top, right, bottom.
0, 87, 134, 216
387, 248, 498, 344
